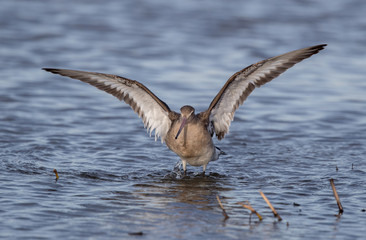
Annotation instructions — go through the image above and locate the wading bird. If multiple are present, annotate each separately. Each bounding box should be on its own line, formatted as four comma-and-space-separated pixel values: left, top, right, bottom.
44, 44, 326, 175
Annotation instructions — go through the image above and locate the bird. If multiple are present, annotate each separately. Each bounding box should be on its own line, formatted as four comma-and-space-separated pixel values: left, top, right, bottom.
43, 44, 326, 175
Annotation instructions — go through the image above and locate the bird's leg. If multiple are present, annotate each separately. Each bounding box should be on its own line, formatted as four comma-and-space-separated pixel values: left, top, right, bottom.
182, 160, 187, 176
202, 164, 207, 176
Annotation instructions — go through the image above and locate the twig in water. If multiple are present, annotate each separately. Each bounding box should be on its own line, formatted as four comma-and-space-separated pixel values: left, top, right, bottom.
329, 178, 343, 213
259, 190, 282, 221
216, 195, 229, 220
128, 231, 143, 236
238, 201, 263, 221
53, 169, 59, 181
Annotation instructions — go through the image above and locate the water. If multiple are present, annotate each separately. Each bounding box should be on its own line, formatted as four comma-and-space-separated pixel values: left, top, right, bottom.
1, 0, 366, 239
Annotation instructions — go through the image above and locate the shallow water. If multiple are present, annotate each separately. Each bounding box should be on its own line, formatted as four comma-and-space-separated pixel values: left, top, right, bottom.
1, 0, 366, 239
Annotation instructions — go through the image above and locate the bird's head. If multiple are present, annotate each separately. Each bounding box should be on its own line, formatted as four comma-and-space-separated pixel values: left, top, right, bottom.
175, 105, 195, 139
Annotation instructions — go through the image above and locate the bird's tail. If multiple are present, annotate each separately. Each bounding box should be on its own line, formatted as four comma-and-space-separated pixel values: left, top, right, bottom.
212, 146, 226, 161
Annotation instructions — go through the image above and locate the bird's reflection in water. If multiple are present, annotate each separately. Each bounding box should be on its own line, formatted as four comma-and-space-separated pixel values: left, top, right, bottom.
132, 170, 232, 212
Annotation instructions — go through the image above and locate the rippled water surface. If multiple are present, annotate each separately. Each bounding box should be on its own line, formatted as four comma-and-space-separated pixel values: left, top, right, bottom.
1, 0, 366, 239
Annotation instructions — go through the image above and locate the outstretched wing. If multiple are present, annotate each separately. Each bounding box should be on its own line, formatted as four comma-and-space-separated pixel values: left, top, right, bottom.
202, 44, 326, 140
43, 68, 173, 142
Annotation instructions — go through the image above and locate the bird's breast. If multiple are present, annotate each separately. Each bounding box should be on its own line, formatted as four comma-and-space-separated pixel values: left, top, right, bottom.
165, 119, 214, 160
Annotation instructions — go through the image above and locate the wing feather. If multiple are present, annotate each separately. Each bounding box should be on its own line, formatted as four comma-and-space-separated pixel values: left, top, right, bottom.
43, 68, 173, 142
203, 44, 326, 140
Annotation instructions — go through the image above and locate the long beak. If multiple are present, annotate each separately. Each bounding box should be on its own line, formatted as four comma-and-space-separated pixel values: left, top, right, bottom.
175, 117, 187, 139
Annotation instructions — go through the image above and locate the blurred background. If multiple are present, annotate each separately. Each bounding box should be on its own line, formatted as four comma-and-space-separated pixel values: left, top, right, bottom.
1, 0, 365, 239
